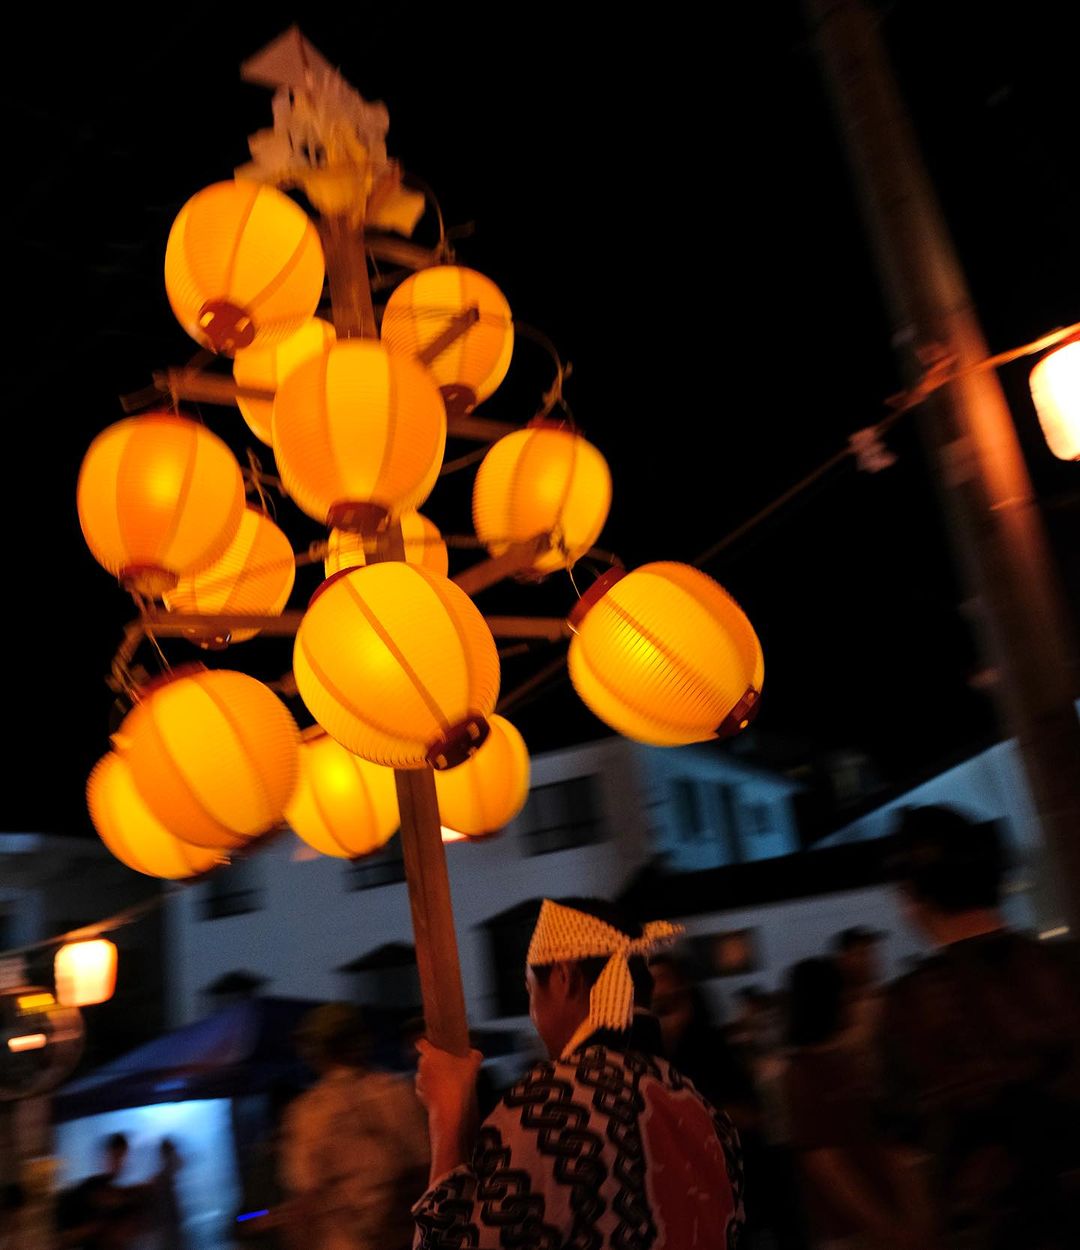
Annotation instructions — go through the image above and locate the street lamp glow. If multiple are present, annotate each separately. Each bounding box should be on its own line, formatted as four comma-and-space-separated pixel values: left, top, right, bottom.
1030, 338, 1080, 461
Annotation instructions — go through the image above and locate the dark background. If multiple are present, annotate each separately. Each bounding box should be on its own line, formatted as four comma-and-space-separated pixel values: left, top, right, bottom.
5, 1, 1078, 840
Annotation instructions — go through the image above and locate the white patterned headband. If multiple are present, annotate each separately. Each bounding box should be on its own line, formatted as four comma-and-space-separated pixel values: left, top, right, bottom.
527, 899, 684, 1058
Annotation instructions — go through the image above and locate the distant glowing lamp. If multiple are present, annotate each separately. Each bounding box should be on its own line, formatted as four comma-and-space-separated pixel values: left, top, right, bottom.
294, 564, 500, 769
433, 715, 530, 837
165, 180, 325, 355
54, 940, 117, 1008
88, 752, 221, 879
473, 423, 611, 572
1030, 337, 1080, 461
163, 507, 296, 645
76, 415, 245, 597
121, 667, 300, 849
286, 729, 399, 859
272, 340, 447, 531
381, 265, 513, 409
567, 563, 764, 746
324, 511, 448, 578
234, 318, 337, 444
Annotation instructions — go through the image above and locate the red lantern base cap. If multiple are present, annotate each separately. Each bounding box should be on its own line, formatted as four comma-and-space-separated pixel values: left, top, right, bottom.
567, 567, 626, 628
426, 715, 491, 770
439, 383, 477, 420
327, 500, 390, 534
198, 299, 256, 354
119, 564, 179, 597
717, 688, 762, 740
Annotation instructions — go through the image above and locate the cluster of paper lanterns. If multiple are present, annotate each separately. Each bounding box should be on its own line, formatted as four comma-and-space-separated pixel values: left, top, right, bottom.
76, 176, 766, 891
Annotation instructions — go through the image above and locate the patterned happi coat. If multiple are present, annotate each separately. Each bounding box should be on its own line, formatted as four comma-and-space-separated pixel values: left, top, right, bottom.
413, 1039, 745, 1249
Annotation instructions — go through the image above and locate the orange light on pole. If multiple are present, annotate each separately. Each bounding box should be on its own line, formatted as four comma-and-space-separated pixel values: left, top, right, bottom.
77, 414, 245, 597
165, 180, 325, 355
54, 940, 117, 1008
473, 423, 612, 572
163, 507, 297, 644
294, 564, 500, 769
381, 265, 514, 409
433, 714, 529, 838
1030, 337, 1080, 461
272, 340, 447, 531
234, 318, 337, 444
121, 667, 300, 849
87, 752, 221, 879
324, 511, 449, 578
567, 563, 764, 746
286, 729, 399, 859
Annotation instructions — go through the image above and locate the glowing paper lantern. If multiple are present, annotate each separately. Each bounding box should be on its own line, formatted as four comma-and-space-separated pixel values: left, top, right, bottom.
381, 265, 513, 406
234, 318, 336, 445
473, 423, 612, 572
567, 563, 764, 746
77, 415, 245, 597
433, 714, 529, 837
294, 564, 500, 769
54, 940, 117, 1008
122, 667, 299, 849
88, 752, 221, 879
324, 511, 449, 578
163, 507, 296, 645
1030, 338, 1080, 461
273, 340, 447, 530
286, 729, 399, 858
165, 180, 324, 355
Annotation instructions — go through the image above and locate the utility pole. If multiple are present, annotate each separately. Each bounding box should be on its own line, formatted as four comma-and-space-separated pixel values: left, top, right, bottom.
805, 0, 1080, 932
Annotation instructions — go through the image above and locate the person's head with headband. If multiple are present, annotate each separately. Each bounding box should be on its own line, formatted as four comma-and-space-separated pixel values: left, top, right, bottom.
525, 897, 683, 1060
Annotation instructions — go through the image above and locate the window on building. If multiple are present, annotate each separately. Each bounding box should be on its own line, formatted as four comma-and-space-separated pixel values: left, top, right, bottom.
716, 785, 745, 863
346, 834, 406, 889
340, 943, 420, 1013
743, 800, 772, 837
519, 777, 602, 856
671, 780, 705, 841
202, 858, 261, 920
483, 899, 543, 1017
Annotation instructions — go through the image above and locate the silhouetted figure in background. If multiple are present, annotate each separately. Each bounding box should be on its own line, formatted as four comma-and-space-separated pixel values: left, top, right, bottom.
57, 1132, 142, 1250
153, 1138, 185, 1250
883, 806, 1080, 1250
280, 1003, 429, 1250
652, 952, 805, 1248
786, 958, 919, 1250
833, 926, 886, 1062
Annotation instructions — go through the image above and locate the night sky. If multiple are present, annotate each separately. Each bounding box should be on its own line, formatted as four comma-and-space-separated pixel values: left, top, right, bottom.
5, 2, 1078, 840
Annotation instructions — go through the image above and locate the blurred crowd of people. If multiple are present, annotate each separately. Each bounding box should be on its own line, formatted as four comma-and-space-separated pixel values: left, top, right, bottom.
44, 805, 1080, 1250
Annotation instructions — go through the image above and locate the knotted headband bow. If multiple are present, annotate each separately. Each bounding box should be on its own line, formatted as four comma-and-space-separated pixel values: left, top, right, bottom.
526, 899, 684, 1058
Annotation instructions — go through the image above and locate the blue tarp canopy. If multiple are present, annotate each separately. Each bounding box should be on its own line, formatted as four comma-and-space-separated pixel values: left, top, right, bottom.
53, 997, 318, 1123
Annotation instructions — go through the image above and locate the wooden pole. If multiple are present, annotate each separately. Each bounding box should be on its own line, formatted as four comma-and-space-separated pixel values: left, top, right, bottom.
321, 211, 472, 1054
806, 0, 1080, 932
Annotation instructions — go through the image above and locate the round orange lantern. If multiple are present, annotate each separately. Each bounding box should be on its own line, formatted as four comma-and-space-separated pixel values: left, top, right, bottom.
1030, 337, 1080, 461
122, 667, 300, 849
272, 340, 447, 530
567, 563, 764, 746
381, 265, 513, 409
163, 507, 296, 645
88, 752, 221, 879
433, 714, 529, 837
294, 564, 500, 769
165, 180, 325, 355
54, 940, 117, 1008
233, 317, 336, 445
77, 414, 245, 597
472, 422, 611, 573
324, 511, 449, 578
286, 728, 399, 858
